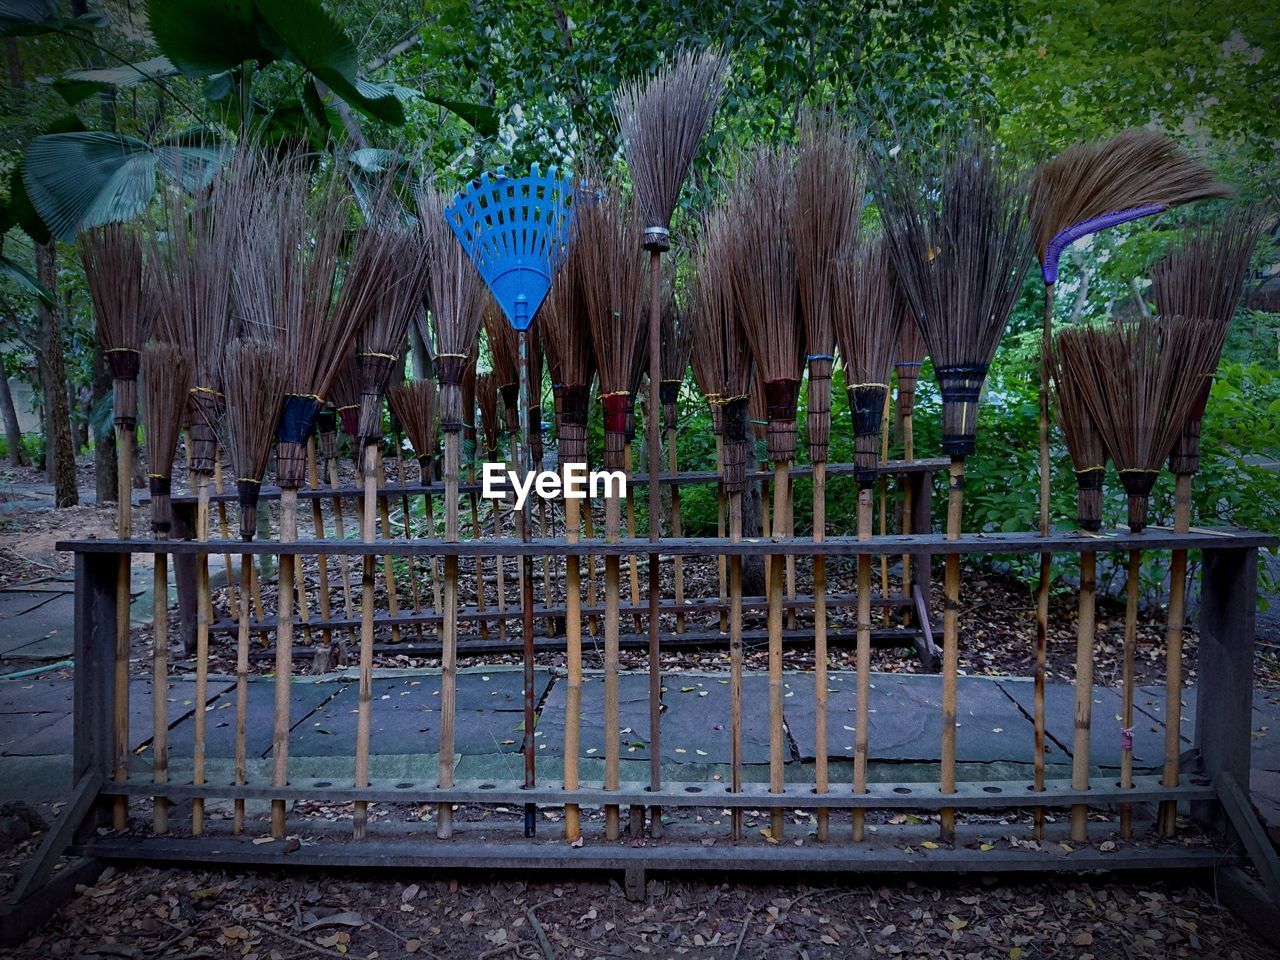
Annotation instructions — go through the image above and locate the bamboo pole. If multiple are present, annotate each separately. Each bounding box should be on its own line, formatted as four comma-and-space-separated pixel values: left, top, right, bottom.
191, 474, 210, 835
813, 461, 828, 841
768, 461, 788, 841
728, 488, 744, 841
354, 442, 378, 839
491, 489, 506, 642
327, 456, 356, 622
1070, 548, 1096, 842
518, 330, 538, 838
397, 438, 424, 642
214, 459, 237, 619
1120, 548, 1139, 839
307, 439, 334, 653
437, 430, 461, 838
624, 444, 642, 632
469, 464, 488, 641
1033, 292, 1053, 840
113, 427, 132, 830
604, 489, 622, 841
939, 458, 964, 844
646, 250, 663, 839
377, 451, 401, 644
668, 425, 685, 633
271, 489, 297, 839
233, 551, 251, 834
878, 389, 891, 626
1159, 472, 1193, 836
151, 535, 169, 835
715, 435, 728, 634
563, 479, 584, 841
853, 486, 873, 841
899, 404, 916, 618
583, 500, 598, 637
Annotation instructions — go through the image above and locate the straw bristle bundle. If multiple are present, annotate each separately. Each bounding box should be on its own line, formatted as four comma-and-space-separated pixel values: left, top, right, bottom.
421, 186, 488, 433
1056, 315, 1221, 531
614, 48, 728, 246
725, 146, 803, 464
141, 341, 191, 534
387, 379, 439, 482
659, 274, 693, 431
793, 111, 864, 463
539, 242, 597, 464
484, 301, 520, 435
579, 178, 646, 468
78, 223, 150, 427
691, 209, 754, 491
331, 354, 363, 447
895, 313, 927, 424
1029, 128, 1232, 265
1046, 341, 1107, 531
1152, 208, 1264, 475
223, 338, 286, 539
833, 235, 908, 485
875, 127, 1033, 457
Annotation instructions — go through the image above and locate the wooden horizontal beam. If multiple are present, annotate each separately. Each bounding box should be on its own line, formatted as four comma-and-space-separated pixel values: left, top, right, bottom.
57, 527, 1276, 558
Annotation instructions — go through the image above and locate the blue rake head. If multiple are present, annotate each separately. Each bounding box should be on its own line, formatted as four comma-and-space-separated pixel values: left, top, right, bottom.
444, 165, 576, 331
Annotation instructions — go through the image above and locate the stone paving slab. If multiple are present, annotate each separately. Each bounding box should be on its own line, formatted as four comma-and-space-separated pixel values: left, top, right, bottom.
0, 590, 61, 619
536, 673, 654, 761
1001, 680, 1163, 769
165, 680, 342, 760
0, 677, 75, 715
0, 592, 74, 656
657, 673, 773, 764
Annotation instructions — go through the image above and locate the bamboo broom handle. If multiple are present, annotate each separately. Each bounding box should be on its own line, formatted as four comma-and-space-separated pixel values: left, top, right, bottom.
518, 331, 537, 839
271, 488, 298, 839
668, 426, 685, 633
768, 461, 788, 841
307, 439, 333, 652
1159, 472, 1193, 836
469, 466, 489, 641
879, 390, 891, 627
113, 426, 132, 831
491, 491, 506, 642
1120, 547, 1140, 838
813, 461, 828, 842
785, 478, 796, 632
900, 411, 915, 620
424, 484, 442, 634
233, 551, 251, 835
399, 443, 424, 641
1033, 291, 1053, 840
328, 458, 356, 621
939, 457, 964, 845
625, 444, 641, 632
1070, 549, 1096, 842
715, 435, 727, 634
604, 491, 622, 841
215, 459, 237, 618
583, 499, 597, 637
354, 442, 377, 840
729, 489, 744, 841
377, 451, 401, 644
853, 486, 873, 842
152, 537, 169, 835
563, 480, 583, 841
646, 248, 663, 839
192, 474, 211, 835
438, 430, 461, 838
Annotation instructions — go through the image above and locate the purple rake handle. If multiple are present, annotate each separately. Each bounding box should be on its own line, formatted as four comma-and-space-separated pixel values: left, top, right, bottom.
1042, 203, 1166, 283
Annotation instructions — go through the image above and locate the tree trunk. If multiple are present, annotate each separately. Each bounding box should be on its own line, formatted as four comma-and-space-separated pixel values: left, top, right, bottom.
0, 359, 25, 467
35, 243, 78, 507
93, 333, 117, 504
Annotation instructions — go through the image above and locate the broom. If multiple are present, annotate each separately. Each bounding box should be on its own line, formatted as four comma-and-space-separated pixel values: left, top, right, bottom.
221, 337, 285, 835
140, 340, 191, 834
538, 240, 597, 840
895, 317, 927, 619
78, 223, 149, 830
1047, 332, 1108, 842
388, 377, 443, 630
234, 161, 372, 839
581, 176, 647, 841
725, 145, 804, 841
485, 305, 518, 637
352, 205, 431, 840
659, 267, 694, 633
691, 205, 754, 840
1027, 129, 1230, 835
616, 48, 728, 834
1149, 208, 1262, 835
1058, 314, 1222, 837
875, 127, 1034, 844
833, 235, 908, 840
148, 180, 238, 837
420, 184, 488, 839
793, 113, 864, 831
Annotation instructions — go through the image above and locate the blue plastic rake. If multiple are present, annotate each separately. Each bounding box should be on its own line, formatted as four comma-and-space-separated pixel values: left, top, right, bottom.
444, 164, 576, 331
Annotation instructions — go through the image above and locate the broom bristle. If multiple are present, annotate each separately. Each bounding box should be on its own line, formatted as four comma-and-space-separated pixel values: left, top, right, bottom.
1029, 128, 1232, 278
833, 235, 908, 484
895, 312, 927, 425
421, 185, 488, 434
141, 341, 192, 534
1047, 340, 1108, 531
223, 338, 286, 539
79, 223, 150, 428
691, 208, 754, 491
659, 269, 693, 431
387, 379, 439, 482
614, 47, 728, 247
793, 110, 865, 464
1057, 314, 1222, 531
874, 126, 1034, 457
579, 176, 646, 469
331, 354, 364, 449
726, 146, 804, 464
